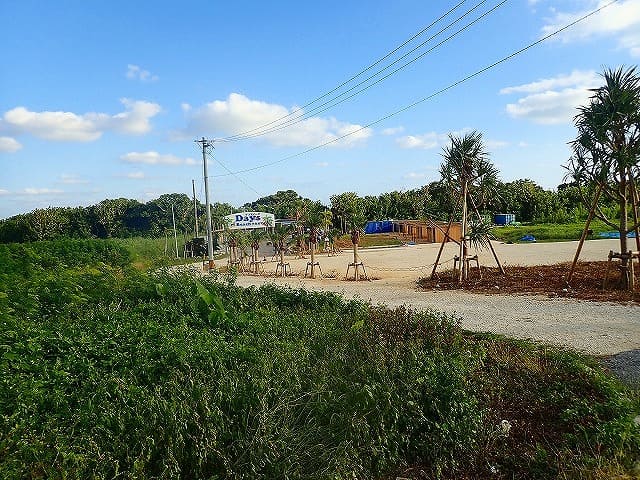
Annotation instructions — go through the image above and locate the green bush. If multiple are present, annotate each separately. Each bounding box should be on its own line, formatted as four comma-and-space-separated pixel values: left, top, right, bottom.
1, 245, 638, 479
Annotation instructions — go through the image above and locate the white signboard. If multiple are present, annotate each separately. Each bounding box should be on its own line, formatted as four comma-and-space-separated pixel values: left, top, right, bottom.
224, 212, 275, 230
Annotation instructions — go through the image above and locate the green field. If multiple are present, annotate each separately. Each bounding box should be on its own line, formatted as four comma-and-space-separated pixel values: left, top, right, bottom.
492, 220, 614, 243
1, 239, 638, 479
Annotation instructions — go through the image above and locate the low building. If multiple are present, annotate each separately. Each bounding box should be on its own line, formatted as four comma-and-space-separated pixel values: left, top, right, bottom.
393, 219, 461, 243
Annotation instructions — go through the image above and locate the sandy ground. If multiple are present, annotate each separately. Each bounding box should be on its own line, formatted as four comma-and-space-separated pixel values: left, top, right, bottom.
217, 239, 639, 361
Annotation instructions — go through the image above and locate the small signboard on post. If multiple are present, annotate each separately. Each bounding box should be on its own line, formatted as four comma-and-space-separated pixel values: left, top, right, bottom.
224, 212, 274, 230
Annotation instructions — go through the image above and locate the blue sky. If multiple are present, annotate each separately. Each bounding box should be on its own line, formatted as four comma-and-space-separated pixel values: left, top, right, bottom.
1, 0, 639, 218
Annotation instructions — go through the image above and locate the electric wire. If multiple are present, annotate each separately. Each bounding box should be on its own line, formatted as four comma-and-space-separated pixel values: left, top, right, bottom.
223, 0, 506, 142
218, 1, 470, 142
207, 150, 263, 198
213, 0, 619, 178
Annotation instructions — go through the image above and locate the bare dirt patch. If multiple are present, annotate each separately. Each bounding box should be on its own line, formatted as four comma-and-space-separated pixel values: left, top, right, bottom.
418, 261, 639, 304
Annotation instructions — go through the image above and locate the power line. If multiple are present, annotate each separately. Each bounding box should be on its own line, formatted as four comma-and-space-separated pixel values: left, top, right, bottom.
213, 0, 619, 178
207, 150, 263, 198
221, 0, 498, 142
226, 0, 506, 142
218, 1, 472, 142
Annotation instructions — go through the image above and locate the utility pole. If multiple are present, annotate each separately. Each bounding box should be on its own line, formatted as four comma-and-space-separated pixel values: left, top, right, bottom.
192, 179, 199, 238
171, 204, 179, 258
195, 137, 215, 270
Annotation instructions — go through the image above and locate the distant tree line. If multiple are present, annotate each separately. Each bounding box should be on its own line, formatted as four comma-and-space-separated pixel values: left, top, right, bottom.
0, 180, 607, 244
0, 194, 235, 244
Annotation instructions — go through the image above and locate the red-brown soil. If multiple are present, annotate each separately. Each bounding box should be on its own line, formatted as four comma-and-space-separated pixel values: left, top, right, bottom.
418, 261, 639, 304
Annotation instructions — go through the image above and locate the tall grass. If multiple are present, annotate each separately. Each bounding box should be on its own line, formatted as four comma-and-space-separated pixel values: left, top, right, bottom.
1, 239, 638, 479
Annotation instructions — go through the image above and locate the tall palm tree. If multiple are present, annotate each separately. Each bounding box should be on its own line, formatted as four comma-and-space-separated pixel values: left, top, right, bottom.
440, 131, 501, 282
567, 66, 640, 289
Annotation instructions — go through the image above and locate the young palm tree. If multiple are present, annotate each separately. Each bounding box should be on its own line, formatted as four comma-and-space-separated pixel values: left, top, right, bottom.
567, 66, 640, 289
440, 131, 501, 282
302, 202, 325, 278
269, 224, 293, 276
225, 229, 242, 269
247, 228, 265, 274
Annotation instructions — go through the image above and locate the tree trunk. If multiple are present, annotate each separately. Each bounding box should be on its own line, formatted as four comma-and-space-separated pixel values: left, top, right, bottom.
458, 180, 469, 283
351, 228, 360, 281
353, 242, 359, 281
310, 242, 316, 278
279, 241, 285, 277
619, 169, 629, 289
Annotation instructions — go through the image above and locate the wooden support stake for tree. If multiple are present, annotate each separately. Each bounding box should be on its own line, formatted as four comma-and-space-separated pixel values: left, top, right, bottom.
469, 197, 505, 275
629, 170, 640, 253
603, 250, 613, 290
430, 196, 462, 279
568, 182, 604, 284
485, 227, 505, 275
430, 216, 455, 279
629, 250, 635, 292
458, 180, 469, 284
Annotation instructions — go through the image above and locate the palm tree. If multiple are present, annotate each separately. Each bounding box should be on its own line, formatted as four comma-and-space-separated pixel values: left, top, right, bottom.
342, 201, 366, 280
247, 228, 265, 274
440, 131, 501, 282
269, 224, 293, 276
567, 66, 640, 289
302, 202, 325, 278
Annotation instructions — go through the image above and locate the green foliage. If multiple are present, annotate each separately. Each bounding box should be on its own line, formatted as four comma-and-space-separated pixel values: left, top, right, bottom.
492, 220, 612, 243
242, 189, 320, 220
1, 242, 638, 479
0, 181, 605, 246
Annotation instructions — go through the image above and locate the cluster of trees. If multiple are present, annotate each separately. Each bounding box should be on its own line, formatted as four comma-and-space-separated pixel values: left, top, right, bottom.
0, 194, 235, 244
0, 182, 608, 244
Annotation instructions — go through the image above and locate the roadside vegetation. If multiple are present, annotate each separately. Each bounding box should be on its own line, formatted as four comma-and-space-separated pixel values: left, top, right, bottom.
1, 238, 638, 479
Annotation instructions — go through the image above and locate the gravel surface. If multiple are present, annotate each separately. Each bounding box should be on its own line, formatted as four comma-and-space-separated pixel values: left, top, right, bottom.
197, 239, 640, 385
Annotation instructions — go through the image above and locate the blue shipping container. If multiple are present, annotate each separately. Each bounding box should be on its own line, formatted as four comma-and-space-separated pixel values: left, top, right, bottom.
494, 213, 515, 226
364, 221, 394, 234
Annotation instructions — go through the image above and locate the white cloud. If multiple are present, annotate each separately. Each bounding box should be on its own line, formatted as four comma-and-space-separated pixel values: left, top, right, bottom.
126, 64, 159, 82
315, 161, 329, 167
121, 151, 196, 166
501, 70, 600, 124
106, 99, 162, 135
540, 0, 640, 57
382, 126, 405, 136
396, 128, 472, 150
485, 139, 509, 149
1, 98, 161, 142
184, 93, 372, 148
500, 70, 600, 95
0, 189, 9, 195
404, 172, 426, 179
23, 188, 64, 195
0, 136, 22, 153
58, 174, 88, 185
396, 128, 506, 151
126, 171, 145, 179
